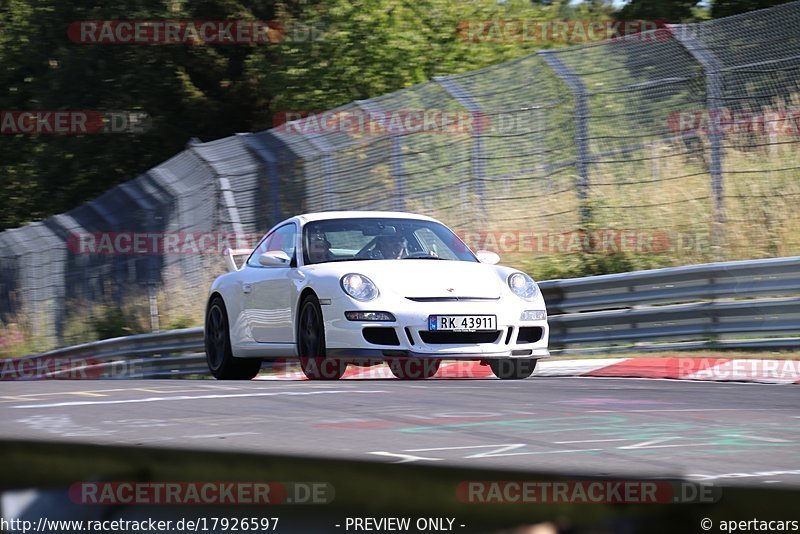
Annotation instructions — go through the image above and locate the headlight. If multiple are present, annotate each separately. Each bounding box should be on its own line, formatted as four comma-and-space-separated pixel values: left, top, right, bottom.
507, 272, 538, 301
345, 311, 395, 321
340, 273, 379, 301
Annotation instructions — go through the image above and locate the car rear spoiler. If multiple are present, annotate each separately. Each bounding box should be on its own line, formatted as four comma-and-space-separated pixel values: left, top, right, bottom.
224, 248, 251, 272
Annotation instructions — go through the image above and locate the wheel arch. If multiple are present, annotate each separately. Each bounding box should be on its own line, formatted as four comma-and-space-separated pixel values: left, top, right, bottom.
206, 291, 238, 339
206, 291, 224, 311
206, 291, 228, 322
295, 287, 320, 339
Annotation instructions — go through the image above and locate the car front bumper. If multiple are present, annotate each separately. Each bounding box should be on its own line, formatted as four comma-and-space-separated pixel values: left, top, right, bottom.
321, 293, 549, 360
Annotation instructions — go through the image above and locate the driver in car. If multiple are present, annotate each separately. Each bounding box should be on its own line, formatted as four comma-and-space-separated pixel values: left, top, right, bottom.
307, 234, 333, 263
375, 235, 407, 259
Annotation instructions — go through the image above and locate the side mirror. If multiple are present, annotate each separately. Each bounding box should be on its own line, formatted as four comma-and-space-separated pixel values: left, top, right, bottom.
258, 250, 291, 267
476, 250, 500, 265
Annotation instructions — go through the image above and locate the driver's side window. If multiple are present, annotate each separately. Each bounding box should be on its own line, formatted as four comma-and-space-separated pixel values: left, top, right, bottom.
247, 224, 297, 267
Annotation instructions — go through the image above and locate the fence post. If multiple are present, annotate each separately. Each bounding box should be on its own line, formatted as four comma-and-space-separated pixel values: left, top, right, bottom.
539, 51, 591, 232
355, 100, 406, 211
303, 132, 336, 211
85, 198, 125, 305
434, 76, 487, 218
118, 181, 161, 331
189, 143, 248, 250
672, 24, 726, 260
240, 133, 282, 226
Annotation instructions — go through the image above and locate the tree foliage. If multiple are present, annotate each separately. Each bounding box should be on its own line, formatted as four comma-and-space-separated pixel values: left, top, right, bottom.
0, 0, 568, 229
0, 0, 782, 230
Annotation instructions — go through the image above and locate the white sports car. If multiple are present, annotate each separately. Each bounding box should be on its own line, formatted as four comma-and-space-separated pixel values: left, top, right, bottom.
205, 211, 549, 380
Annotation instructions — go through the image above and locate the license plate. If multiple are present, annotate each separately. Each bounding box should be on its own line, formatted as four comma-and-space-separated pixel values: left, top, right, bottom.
428, 315, 496, 332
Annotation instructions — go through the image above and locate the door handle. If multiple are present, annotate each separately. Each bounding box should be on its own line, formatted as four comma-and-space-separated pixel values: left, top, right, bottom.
242, 283, 253, 294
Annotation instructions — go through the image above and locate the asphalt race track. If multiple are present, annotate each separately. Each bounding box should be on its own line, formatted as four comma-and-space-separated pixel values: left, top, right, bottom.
2, 377, 799, 487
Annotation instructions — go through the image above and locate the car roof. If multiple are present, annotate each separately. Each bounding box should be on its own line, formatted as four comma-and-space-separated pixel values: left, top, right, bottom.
294, 211, 439, 224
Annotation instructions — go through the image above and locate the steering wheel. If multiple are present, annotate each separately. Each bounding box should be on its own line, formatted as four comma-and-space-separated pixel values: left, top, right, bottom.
355, 237, 379, 258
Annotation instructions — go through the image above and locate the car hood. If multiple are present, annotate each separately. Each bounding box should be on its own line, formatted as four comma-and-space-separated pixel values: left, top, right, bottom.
316, 260, 504, 299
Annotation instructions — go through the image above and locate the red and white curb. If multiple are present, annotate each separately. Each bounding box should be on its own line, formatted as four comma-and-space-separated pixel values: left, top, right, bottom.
256, 357, 800, 384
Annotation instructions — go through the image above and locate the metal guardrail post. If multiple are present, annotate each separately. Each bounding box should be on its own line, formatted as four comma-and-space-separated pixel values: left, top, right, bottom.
538, 51, 591, 231
189, 144, 247, 249
117, 181, 161, 332
672, 25, 726, 260
434, 77, 487, 217
240, 133, 282, 226
84, 199, 125, 307
303, 132, 336, 211
355, 100, 406, 211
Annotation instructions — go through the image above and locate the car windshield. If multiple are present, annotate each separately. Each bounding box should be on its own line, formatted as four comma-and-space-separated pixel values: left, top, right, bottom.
302, 218, 477, 265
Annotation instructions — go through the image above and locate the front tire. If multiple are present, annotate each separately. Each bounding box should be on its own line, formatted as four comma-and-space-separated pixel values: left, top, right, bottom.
297, 295, 345, 380
387, 358, 440, 380
205, 296, 261, 380
489, 358, 537, 380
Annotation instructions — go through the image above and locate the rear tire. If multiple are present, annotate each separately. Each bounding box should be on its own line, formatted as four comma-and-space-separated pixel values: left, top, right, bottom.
297, 294, 345, 380
387, 358, 440, 380
205, 296, 262, 380
489, 358, 536, 380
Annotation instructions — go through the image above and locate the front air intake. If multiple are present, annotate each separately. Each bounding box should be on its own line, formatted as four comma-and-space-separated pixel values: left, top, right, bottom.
517, 327, 544, 343
362, 327, 401, 346
419, 331, 501, 344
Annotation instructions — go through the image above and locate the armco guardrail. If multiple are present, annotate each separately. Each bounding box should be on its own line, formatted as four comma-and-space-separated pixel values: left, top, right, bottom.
2, 328, 206, 380
540, 256, 800, 313
4, 256, 799, 379
541, 255, 800, 352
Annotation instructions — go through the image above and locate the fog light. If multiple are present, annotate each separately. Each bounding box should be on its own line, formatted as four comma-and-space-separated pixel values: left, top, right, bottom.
345, 311, 396, 322
520, 310, 547, 321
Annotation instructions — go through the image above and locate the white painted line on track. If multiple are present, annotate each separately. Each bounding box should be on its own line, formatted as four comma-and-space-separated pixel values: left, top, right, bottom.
720, 434, 791, 443
402, 444, 605, 457
687, 469, 800, 482
617, 437, 699, 449
555, 438, 630, 444
0, 384, 251, 403
368, 446, 604, 463
11, 389, 387, 409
